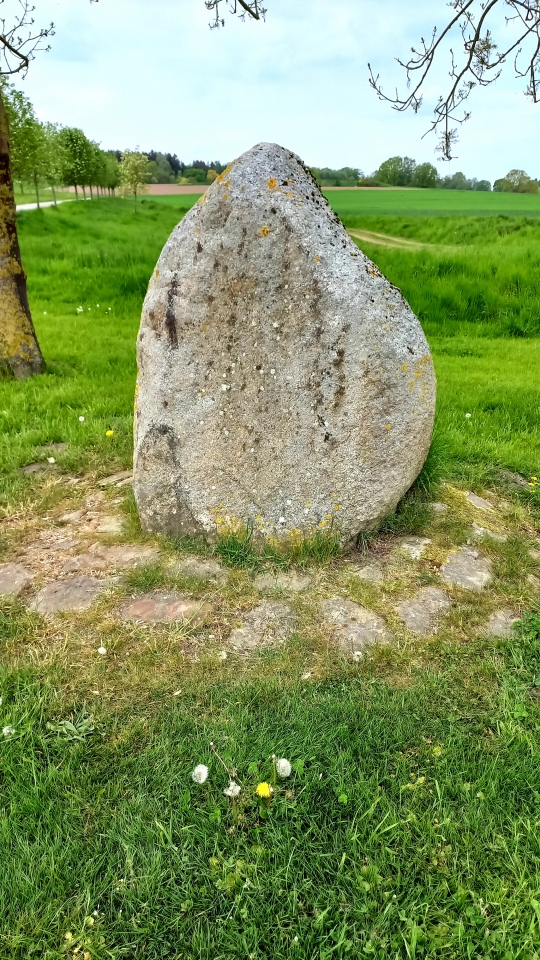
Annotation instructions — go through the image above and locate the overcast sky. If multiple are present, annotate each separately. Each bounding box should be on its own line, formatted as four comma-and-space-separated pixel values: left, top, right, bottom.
11, 0, 539, 182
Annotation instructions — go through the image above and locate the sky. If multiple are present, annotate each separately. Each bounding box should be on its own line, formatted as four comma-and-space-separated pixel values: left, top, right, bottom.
9, 0, 540, 182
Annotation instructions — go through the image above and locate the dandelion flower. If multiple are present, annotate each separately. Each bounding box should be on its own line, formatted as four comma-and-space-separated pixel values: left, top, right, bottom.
2, 725, 15, 737
105, 429, 114, 437
224, 780, 241, 799
256, 781, 273, 798
192, 763, 209, 784
276, 758, 292, 778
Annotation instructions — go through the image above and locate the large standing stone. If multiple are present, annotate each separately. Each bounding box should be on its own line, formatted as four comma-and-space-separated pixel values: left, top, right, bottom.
134, 143, 436, 546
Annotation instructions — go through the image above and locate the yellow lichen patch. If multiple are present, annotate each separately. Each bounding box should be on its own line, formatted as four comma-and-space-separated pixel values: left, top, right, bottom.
284, 191, 295, 198
216, 162, 234, 183
223, 194, 229, 200
260, 226, 271, 237
386, 423, 392, 431
401, 363, 408, 371
314, 256, 320, 262
196, 193, 206, 205
267, 177, 278, 190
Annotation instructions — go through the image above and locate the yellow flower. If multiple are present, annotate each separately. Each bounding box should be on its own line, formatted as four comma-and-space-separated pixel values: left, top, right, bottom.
256, 781, 273, 799
106, 429, 114, 437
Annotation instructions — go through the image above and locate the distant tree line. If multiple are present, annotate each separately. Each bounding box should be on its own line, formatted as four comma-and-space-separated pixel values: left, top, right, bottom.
136, 152, 228, 185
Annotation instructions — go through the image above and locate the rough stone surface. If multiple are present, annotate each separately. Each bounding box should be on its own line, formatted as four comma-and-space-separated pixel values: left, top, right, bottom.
134, 142, 436, 546
0, 563, 34, 597
347, 562, 384, 583
529, 548, 540, 562
466, 492, 494, 511
486, 609, 520, 638
395, 587, 452, 636
120, 593, 212, 624
399, 537, 432, 560
229, 600, 297, 652
440, 547, 493, 591
321, 597, 390, 656
431, 502, 449, 514
254, 570, 312, 593
30, 577, 107, 614
174, 556, 227, 581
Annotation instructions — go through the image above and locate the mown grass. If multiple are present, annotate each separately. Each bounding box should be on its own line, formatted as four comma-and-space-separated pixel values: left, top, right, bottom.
2, 617, 540, 959
0, 196, 539, 959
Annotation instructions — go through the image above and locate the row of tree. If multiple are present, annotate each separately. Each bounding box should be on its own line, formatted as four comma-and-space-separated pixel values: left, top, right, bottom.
2, 81, 122, 204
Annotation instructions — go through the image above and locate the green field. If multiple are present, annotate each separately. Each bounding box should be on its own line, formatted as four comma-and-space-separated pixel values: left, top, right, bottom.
1, 196, 540, 959
149, 186, 540, 218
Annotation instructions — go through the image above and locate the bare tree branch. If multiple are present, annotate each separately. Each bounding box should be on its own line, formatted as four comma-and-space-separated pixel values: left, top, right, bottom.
205, 0, 267, 29
369, 0, 540, 159
0, 0, 53, 77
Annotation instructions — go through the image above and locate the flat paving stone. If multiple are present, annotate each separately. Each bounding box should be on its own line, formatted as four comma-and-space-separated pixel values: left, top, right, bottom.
471, 523, 507, 543
530, 548, 540, 562
30, 576, 107, 614
120, 592, 212, 624
254, 570, 312, 593
395, 587, 452, 636
174, 556, 227, 581
95, 516, 124, 534
440, 547, 493, 591
229, 600, 297, 652
486, 609, 520, 638
0, 563, 34, 597
400, 537, 432, 560
321, 597, 390, 657
348, 562, 385, 584
466, 492, 494, 511
20, 462, 54, 475
63, 543, 159, 573
431, 502, 449, 514
98, 470, 132, 487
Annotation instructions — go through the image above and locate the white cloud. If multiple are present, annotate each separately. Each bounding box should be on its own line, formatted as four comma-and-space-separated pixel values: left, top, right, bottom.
11, 0, 540, 182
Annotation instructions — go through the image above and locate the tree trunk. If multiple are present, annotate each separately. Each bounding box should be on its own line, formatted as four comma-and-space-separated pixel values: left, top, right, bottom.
82, 185, 86, 199
52, 184, 57, 205
0, 89, 44, 379
89, 184, 93, 199
75, 184, 79, 200
34, 171, 40, 209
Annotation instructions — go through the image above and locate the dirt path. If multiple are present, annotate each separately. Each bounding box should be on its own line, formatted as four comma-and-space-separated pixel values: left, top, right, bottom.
347, 228, 427, 250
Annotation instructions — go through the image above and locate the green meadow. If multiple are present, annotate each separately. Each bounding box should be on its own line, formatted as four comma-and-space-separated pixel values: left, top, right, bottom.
1, 193, 539, 959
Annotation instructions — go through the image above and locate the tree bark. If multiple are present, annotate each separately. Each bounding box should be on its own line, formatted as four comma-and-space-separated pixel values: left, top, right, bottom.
0, 89, 44, 379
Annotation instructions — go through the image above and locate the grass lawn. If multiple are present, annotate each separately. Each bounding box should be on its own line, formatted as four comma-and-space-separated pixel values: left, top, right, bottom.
1, 197, 540, 959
